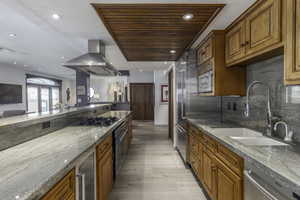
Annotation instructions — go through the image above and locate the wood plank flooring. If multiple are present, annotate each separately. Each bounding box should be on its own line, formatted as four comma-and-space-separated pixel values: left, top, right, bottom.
109, 121, 207, 200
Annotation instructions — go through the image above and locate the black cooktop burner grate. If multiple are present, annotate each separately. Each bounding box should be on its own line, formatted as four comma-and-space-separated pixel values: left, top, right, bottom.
79, 116, 119, 127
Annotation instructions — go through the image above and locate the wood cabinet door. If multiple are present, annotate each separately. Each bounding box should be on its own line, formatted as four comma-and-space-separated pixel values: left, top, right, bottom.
198, 38, 213, 65
97, 149, 113, 200
202, 150, 217, 200
225, 21, 246, 65
285, 0, 300, 82
245, 0, 281, 55
216, 159, 242, 200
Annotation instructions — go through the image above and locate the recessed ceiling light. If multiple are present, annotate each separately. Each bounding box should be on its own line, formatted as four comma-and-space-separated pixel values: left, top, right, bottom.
170, 50, 176, 54
61, 56, 65, 59
164, 61, 168, 64
13, 61, 17, 65
52, 13, 61, 20
183, 13, 194, 21
9, 33, 16, 37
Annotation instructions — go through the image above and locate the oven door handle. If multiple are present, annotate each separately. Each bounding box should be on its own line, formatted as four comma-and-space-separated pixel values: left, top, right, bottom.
244, 170, 279, 200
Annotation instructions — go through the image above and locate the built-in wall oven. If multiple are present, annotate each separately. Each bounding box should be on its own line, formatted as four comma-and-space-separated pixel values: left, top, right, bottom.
244, 161, 299, 200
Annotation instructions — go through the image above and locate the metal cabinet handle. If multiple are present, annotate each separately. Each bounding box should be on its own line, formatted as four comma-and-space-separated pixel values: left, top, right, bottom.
244, 170, 278, 200
77, 173, 86, 200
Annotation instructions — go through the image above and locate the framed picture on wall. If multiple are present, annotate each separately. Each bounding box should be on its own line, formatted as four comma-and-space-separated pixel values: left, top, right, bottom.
161, 85, 169, 103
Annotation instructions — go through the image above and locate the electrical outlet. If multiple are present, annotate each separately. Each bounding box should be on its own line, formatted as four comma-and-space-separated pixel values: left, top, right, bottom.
227, 102, 232, 110
233, 102, 237, 111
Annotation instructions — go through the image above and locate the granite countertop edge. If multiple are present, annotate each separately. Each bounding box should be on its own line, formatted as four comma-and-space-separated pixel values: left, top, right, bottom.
186, 117, 300, 194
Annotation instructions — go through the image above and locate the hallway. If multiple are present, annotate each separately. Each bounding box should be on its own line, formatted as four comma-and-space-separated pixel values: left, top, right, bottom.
109, 122, 207, 200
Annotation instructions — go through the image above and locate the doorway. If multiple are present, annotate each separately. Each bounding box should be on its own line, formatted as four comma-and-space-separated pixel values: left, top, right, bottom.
168, 70, 174, 141
130, 83, 154, 120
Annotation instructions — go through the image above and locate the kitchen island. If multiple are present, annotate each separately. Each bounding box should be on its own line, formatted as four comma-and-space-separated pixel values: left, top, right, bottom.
0, 110, 131, 200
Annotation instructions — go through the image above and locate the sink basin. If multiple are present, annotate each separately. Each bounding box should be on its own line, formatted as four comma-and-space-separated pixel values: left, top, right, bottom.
212, 128, 263, 137
230, 136, 289, 146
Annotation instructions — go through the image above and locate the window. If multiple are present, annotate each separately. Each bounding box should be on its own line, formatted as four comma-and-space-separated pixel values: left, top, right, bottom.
26, 75, 62, 113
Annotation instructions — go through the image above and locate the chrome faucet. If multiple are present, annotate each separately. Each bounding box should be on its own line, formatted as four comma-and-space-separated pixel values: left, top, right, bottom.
274, 121, 294, 142
244, 81, 274, 136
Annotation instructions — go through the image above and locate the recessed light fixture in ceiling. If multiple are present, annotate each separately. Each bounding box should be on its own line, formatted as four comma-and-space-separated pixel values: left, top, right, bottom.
13, 61, 17, 65
52, 13, 61, 20
164, 61, 168, 64
9, 33, 16, 38
182, 13, 194, 21
170, 50, 176, 54
61, 56, 65, 59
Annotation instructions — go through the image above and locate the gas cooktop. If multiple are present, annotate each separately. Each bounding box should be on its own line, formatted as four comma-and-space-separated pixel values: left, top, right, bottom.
79, 116, 119, 127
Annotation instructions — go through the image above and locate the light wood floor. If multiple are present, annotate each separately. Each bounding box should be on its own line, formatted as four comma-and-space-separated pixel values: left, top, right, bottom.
109, 121, 207, 200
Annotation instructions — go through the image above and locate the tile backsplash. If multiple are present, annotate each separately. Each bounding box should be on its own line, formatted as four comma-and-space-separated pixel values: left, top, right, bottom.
185, 52, 300, 143
222, 55, 300, 142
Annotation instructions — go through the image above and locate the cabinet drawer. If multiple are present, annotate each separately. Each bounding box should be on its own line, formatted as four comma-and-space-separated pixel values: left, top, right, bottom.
42, 169, 75, 200
202, 135, 217, 153
97, 135, 112, 160
216, 143, 243, 176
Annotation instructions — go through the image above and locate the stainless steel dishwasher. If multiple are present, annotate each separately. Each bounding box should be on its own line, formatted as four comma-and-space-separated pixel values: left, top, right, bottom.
244, 161, 300, 200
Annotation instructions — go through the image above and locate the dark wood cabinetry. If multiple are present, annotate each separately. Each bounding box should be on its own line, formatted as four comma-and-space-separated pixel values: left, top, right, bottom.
187, 123, 244, 200
96, 135, 113, 200
285, 0, 300, 84
226, 0, 283, 67
41, 169, 76, 200
196, 30, 246, 96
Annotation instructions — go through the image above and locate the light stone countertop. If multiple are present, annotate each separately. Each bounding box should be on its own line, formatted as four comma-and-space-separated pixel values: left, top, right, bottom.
0, 110, 131, 200
0, 104, 111, 128
187, 118, 300, 195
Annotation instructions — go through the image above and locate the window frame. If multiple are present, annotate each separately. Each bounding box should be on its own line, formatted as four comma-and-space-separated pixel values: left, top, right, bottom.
26, 74, 62, 113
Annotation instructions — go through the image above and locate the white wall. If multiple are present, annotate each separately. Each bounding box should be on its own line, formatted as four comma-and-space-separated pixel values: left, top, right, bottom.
154, 70, 168, 125
129, 70, 154, 83
0, 64, 76, 115
0, 64, 26, 115
90, 75, 129, 102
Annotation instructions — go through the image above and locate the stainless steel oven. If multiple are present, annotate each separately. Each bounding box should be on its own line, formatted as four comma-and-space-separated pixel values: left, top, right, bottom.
244, 162, 298, 200
176, 124, 188, 165
198, 70, 213, 93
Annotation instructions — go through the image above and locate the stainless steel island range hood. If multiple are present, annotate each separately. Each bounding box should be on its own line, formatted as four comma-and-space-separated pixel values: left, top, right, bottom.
63, 40, 118, 76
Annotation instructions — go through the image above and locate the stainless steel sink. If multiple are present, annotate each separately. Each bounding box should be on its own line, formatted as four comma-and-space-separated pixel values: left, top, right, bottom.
230, 136, 289, 146
212, 128, 263, 137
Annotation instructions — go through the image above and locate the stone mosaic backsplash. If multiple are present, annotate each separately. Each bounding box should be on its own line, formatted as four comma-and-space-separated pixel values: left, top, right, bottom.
222, 55, 300, 143
184, 52, 300, 143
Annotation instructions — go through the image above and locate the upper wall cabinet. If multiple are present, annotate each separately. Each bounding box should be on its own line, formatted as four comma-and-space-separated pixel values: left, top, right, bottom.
196, 30, 246, 96
285, 0, 300, 85
226, 0, 283, 67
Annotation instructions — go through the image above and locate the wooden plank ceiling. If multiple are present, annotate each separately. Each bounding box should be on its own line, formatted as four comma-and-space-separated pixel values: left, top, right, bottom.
92, 4, 225, 61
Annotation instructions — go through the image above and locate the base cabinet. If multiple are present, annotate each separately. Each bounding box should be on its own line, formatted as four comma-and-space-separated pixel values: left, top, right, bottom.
97, 149, 113, 200
41, 169, 76, 200
202, 150, 217, 200
188, 124, 244, 200
216, 158, 242, 200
